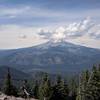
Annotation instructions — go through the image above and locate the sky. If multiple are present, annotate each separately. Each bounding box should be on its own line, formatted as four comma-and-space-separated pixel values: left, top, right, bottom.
0, 0, 100, 49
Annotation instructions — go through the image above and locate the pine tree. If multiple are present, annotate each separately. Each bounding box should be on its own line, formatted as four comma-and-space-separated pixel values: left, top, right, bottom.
77, 65, 100, 100
49, 76, 69, 100
69, 78, 77, 100
39, 74, 52, 100
33, 80, 39, 99
77, 70, 90, 100
63, 80, 69, 96
3, 68, 18, 96
87, 65, 100, 100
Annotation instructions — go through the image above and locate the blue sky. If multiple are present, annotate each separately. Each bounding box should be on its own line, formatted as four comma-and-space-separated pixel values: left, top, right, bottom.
0, 0, 100, 49
0, 0, 100, 26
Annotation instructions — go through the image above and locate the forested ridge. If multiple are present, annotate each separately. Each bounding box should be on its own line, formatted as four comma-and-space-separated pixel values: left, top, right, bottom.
0, 64, 100, 100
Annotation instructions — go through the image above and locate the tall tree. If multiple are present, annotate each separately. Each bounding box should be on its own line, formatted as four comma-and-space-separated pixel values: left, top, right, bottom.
3, 68, 18, 96
49, 76, 69, 100
39, 74, 52, 100
69, 78, 77, 100
33, 80, 39, 99
77, 70, 90, 100
77, 65, 100, 100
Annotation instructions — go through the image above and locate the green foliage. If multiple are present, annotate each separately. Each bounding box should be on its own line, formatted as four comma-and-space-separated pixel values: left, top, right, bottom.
69, 78, 77, 100
39, 74, 52, 100
3, 68, 18, 96
1, 64, 100, 100
33, 80, 39, 99
49, 76, 69, 100
77, 65, 100, 100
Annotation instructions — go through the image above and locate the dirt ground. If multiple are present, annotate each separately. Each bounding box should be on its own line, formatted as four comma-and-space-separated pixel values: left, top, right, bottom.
0, 94, 37, 100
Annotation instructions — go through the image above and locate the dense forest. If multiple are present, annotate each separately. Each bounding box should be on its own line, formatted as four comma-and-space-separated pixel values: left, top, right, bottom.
0, 64, 100, 100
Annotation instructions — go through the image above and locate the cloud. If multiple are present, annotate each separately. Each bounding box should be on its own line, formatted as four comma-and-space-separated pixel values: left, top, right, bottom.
0, 6, 31, 18
0, 24, 46, 49
64, 17, 95, 37
19, 34, 27, 39
88, 24, 100, 39
37, 17, 100, 42
0, 6, 63, 19
0, 4, 100, 29
0, 18, 100, 49
37, 28, 53, 39
0, 5, 100, 22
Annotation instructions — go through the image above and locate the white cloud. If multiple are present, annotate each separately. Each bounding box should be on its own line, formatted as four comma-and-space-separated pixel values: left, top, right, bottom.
0, 24, 46, 49
38, 17, 100, 42
64, 17, 95, 37
88, 24, 100, 39
51, 27, 66, 42
0, 17, 100, 49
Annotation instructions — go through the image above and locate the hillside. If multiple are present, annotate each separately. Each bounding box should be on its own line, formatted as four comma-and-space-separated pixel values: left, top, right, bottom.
0, 41, 100, 75
0, 66, 32, 87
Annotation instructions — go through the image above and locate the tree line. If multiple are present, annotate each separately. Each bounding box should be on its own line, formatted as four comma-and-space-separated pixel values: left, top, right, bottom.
0, 64, 100, 100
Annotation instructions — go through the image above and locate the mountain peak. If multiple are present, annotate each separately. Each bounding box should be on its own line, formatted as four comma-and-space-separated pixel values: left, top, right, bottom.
35, 40, 80, 50
0, 39, 100, 74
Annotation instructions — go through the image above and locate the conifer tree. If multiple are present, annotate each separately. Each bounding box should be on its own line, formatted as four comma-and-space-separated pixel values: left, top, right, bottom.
77, 70, 90, 100
49, 76, 69, 100
77, 65, 100, 100
3, 68, 18, 96
39, 74, 51, 100
69, 78, 77, 100
33, 80, 39, 99
86, 65, 100, 100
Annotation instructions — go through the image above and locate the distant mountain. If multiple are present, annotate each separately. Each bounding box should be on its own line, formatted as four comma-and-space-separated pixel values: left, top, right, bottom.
0, 66, 31, 79
0, 66, 32, 87
0, 41, 100, 75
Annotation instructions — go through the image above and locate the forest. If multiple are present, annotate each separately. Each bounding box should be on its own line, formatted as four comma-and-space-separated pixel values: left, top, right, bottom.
0, 65, 100, 100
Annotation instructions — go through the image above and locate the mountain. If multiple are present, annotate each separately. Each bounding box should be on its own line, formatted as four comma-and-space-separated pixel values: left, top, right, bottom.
0, 66, 32, 79
0, 41, 100, 75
